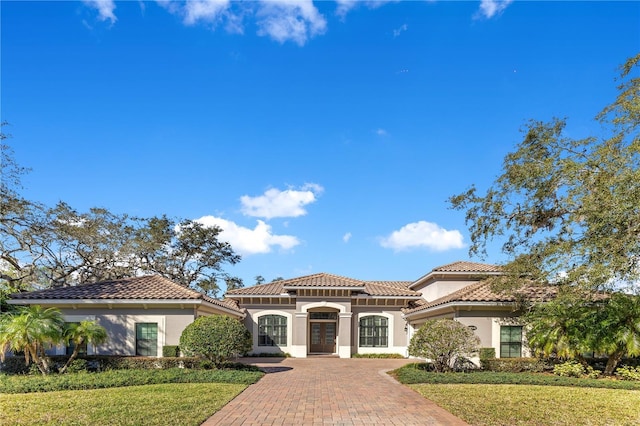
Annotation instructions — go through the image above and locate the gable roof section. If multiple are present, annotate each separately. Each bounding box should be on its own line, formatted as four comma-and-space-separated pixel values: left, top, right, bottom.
9, 275, 244, 315
403, 280, 557, 317
226, 273, 421, 298
432, 261, 504, 273
409, 261, 504, 289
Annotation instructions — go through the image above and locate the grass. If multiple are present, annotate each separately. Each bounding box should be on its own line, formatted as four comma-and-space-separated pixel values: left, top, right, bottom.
0, 382, 246, 426
410, 384, 640, 426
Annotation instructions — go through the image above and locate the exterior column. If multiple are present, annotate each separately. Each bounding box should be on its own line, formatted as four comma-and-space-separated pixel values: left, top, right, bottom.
291, 312, 308, 358
338, 312, 353, 358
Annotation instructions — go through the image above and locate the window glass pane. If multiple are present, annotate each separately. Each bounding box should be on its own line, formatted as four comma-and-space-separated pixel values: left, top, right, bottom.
136, 323, 158, 356
359, 316, 389, 348
500, 326, 523, 358
258, 315, 287, 346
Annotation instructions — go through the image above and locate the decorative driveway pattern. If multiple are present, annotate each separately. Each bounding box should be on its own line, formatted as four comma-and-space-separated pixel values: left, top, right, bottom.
202, 357, 469, 426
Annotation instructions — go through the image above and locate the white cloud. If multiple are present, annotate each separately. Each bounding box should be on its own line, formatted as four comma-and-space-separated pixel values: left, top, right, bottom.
380, 221, 465, 252
241, 183, 324, 219
183, 0, 231, 25
195, 215, 299, 256
336, 0, 397, 18
476, 0, 513, 19
83, 0, 117, 24
343, 232, 352, 243
393, 23, 407, 37
256, 0, 327, 46
376, 128, 388, 136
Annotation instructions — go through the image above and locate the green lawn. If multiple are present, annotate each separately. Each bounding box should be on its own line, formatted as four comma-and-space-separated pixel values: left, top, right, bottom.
0, 382, 246, 426
410, 384, 640, 426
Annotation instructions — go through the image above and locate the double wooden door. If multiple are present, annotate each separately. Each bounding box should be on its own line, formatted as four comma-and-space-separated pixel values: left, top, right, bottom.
309, 322, 336, 353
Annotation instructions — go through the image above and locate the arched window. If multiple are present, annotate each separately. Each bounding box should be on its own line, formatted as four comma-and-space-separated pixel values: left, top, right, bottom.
258, 315, 287, 346
359, 315, 388, 347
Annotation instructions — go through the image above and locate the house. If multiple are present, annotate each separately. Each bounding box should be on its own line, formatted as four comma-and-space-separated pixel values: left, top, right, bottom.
7, 261, 548, 359
227, 261, 551, 359
6, 275, 244, 357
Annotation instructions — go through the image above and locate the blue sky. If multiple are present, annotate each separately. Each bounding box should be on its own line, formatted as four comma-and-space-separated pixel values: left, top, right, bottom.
2, 1, 639, 290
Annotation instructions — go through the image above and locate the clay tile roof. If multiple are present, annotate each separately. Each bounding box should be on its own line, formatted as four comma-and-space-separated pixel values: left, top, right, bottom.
403, 280, 557, 315
226, 280, 286, 295
283, 273, 366, 288
432, 261, 504, 273
364, 281, 421, 297
10, 275, 243, 314
226, 274, 421, 298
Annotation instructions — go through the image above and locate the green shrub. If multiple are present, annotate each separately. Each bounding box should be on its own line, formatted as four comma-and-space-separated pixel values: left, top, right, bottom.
351, 353, 405, 359
616, 365, 640, 381
408, 319, 480, 372
553, 361, 586, 377
479, 348, 496, 360
162, 345, 180, 357
0, 356, 31, 374
65, 359, 88, 374
391, 365, 640, 390
180, 316, 252, 366
481, 357, 546, 373
0, 368, 264, 394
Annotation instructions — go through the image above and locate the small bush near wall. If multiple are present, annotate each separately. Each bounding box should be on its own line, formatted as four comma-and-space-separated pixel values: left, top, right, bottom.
481, 357, 547, 373
479, 348, 496, 360
616, 365, 640, 381
0, 357, 31, 375
352, 353, 405, 359
162, 345, 180, 357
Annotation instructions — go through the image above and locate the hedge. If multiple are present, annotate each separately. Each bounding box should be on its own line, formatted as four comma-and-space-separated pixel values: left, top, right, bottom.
480, 357, 548, 373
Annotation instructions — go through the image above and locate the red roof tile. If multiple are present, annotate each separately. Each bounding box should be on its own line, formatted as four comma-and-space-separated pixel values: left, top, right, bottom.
10, 275, 243, 314
403, 280, 557, 315
226, 274, 421, 298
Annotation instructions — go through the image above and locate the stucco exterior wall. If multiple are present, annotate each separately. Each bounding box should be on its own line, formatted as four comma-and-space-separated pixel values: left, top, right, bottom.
242, 305, 296, 355
351, 307, 407, 356
415, 279, 477, 302
57, 307, 195, 356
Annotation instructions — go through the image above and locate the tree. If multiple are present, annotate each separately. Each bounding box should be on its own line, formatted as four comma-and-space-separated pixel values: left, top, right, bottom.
525, 293, 640, 375
450, 54, 640, 295
408, 319, 480, 372
588, 294, 640, 374
224, 277, 244, 292
524, 296, 593, 361
254, 275, 265, 285
0, 306, 65, 374
59, 320, 108, 374
179, 315, 252, 366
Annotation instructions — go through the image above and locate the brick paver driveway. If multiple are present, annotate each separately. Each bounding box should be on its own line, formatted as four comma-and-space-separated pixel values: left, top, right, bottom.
202, 357, 468, 426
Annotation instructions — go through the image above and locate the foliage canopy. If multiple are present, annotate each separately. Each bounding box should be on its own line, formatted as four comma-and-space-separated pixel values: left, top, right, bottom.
450, 54, 640, 294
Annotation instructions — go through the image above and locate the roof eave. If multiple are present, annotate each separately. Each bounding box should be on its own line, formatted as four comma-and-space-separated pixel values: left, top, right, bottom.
408, 270, 504, 289
353, 295, 422, 300
283, 286, 364, 291
403, 300, 516, 319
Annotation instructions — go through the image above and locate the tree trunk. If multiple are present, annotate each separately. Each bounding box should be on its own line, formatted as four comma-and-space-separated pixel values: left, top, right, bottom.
59, 341, 82, 374
604, 350, 624, 375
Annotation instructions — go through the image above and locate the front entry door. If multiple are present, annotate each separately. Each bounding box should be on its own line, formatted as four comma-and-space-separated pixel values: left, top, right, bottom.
309, 322, 336, 353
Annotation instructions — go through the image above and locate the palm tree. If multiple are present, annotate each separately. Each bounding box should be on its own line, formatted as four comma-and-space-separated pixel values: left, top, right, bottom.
59, 320, 108, 374
588, 294, 640, 375
524, 297, 591, 360
0, 305, 65, 374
